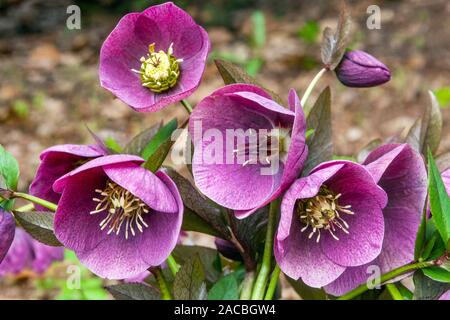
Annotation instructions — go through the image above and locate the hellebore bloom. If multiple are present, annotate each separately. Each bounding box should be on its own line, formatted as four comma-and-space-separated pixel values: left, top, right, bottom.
30, 144, 105, 209
335, 50, 391, 87
53, 155, 183, 279
0, 209, 15, 263
215, 238, 242, 261
275, 161, 387, 288
189, 84, 308, 218
442, 168, 450, 195
325, 144, 427, 296
99, 2, 210, 112
0, 228, 64, 276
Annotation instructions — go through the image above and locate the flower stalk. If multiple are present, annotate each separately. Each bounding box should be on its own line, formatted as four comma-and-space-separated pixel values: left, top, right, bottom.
300, 68, 327, 109
264, 264, 281, 300
240, 271, 255, 300
337, 260, 435, 300
251, 198, 280, 300
2, 192, 58, 212
152, 267, 173, 300
181, 99, 193, 114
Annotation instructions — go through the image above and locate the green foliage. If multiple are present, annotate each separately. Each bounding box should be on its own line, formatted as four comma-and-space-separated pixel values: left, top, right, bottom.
434, 87, 450, 108
173, 254, 207, 300
14, 211, 62, 247
251, 11, 266, 49
0, 145, 19, 191
427, 152, 450, 250
298, 21, 320, 44
208, 268, 245, 300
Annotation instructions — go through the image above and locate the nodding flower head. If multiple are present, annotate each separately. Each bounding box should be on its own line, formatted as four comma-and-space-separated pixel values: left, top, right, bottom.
52, 155, 183, 279
99, 2, 210, 112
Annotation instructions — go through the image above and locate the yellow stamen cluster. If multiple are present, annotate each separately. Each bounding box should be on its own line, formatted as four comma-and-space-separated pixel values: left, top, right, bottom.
90, 181, 150, 239
296, 186, 354, 243
131, 43, 182, 93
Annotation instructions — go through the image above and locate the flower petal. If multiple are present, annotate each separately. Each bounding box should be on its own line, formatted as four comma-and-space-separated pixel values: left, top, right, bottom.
30, 144, 104, 209
0, 228, 33, 276
0, 209, 15, 263
53, 154, 144, 193
103, 163, 178, 213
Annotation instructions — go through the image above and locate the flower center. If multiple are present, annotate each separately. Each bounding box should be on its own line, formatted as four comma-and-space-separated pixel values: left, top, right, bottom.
295, 186, 354, 243
131, 43, 183, 93
233, 127, 291, 166
90, 181, 150, 239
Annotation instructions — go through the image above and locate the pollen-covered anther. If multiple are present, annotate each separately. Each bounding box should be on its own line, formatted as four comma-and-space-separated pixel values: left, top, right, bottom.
131, 42, 183, 93
296, 186, 354, 243
90, 181, 150, 239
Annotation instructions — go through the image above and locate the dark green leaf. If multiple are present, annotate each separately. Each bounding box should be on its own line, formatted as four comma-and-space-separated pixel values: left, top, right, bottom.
423, 267, 450, 283
208, 270, 244, 300
286, 276, 327, 300
413, 270, 450, 300
428, 152, 450, 249
141, 119, 177, 160
14, 211, 62, 246
143, 139, 175, 173
172, 245, 221, 286
303, 87, 333, 175
414, 205, 427, 260
214, 59, 284, 105
406, 91, 443, 155
104, 137, 122, 153
173, 254, 207, 300
123, 122, 162, 155
165, 168, 229, 238
106, 283, 160, 300
320, 5, 352, 70
0, 145, 19, 191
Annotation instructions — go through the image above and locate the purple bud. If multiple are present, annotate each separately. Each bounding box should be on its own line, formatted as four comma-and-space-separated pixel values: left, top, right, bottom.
214, 238, 242, 261
335, 50, 391, 88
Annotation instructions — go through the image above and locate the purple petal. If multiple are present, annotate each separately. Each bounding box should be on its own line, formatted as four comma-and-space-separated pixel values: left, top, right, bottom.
53, 154, 144, 193
0, 209, 15, 263
364, 144, 427, 272
104, 162, 178, 213
0, 228, 33, 276
30, 144, 104, 209
324, 264, 369, 296
30, 240, 64, 274
275, 217, 345, 287
442, 169, 450, 195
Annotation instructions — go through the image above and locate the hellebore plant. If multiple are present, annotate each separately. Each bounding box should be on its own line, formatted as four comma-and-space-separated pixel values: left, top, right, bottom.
2, 2, 450, 302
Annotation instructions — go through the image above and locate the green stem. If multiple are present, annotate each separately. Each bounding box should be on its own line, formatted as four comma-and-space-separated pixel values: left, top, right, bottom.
180, 99, 193, 114
338, 260, 435, 300
152, 267, 172, 300
264, 265, 281, 300
167, 254, 180, 276
385, 283, 403, 300
300, 68, 327, 108
11, 192, 57, 212
251, 199, 279, 300
240, 271, 255, 300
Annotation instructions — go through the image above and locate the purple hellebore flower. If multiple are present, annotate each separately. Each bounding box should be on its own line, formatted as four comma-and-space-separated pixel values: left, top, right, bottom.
99, 2, 210, 112
325, 144, 427, 296
52, 154, 183, 279
335, 50, 391, 88
442, 168, 450, 196
215, 238, 242, 261
189, 84, 308, 218
275, 160, 388, 288
440, 291, 450, 300
0, 228, 64, 276
0, 209, 15, 263
30, 144, 105, 210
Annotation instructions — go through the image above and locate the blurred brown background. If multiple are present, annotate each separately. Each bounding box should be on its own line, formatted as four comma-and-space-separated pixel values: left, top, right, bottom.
1, 0, 450, 300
